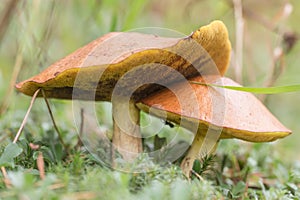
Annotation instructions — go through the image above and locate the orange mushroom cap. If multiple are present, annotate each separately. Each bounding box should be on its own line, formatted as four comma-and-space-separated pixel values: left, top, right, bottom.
15, 21, 231, 101
136, 76, 291, 142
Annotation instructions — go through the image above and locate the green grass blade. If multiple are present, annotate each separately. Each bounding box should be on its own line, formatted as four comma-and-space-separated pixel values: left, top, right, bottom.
190, 81, 300, 94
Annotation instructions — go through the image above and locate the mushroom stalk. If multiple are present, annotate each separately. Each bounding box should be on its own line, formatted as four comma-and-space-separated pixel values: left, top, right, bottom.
180, 129, 218, 177
112, 97, 143, 164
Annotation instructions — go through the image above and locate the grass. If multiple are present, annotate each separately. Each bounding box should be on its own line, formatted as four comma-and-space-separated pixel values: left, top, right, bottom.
1, 0, 300, 199
0, 130, 299, 199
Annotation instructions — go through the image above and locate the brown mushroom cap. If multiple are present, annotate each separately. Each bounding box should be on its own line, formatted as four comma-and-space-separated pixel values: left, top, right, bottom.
15, 21, 231, 101
136, 76, 291, 142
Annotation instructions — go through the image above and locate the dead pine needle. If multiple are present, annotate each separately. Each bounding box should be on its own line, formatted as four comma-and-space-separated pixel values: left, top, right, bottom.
29, 143, 45, 179
1, 166, 11, 188
29, 142, 40, 150
13, 88, 41, 143
37, 152, 45, 180
41, 89, 68, 151
63, 191, 97, 200
191, 170, 204, 181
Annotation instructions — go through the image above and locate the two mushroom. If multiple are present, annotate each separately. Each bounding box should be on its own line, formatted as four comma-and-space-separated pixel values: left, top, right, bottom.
15, 21, 291, 176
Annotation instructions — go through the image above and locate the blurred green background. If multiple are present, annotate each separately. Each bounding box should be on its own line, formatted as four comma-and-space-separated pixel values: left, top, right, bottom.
0, 0, 299, 162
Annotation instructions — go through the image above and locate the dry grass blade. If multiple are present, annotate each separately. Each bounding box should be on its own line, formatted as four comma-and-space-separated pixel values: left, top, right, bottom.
259, 47, 285, 102
41, 89, 68, 151
34, 1, 59, 64
13, 88, 40, 143
63, 192, 98, 200
0, 0, 19, 43
48, 182, 65, 190
232, 0, 244, 84
1, 88, 40, 188
0, 52, 23, 115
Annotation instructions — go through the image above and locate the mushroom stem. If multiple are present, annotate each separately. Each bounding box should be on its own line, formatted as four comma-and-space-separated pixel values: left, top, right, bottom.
112, 98, 143, 165
180, 129, 218, 177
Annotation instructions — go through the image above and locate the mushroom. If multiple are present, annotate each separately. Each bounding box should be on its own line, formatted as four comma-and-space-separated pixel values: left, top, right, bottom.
136, 75, 291, 176
15, 21, 231, 167
15, 20, 291, 175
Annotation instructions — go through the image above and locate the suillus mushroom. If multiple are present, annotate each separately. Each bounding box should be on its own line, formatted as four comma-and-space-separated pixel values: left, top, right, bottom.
136, 75, 291, 176
15, 20, 231, 166
15, 19, 290, 176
